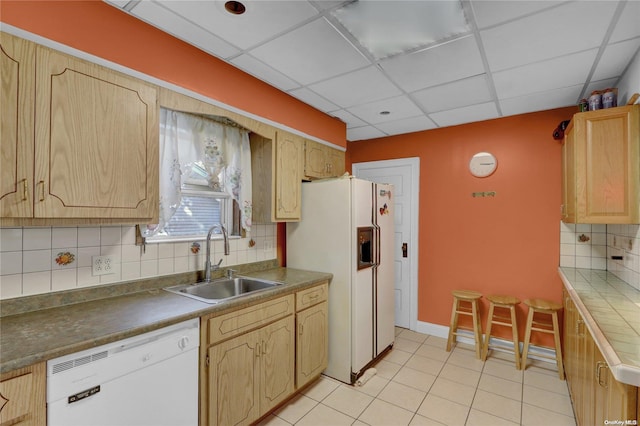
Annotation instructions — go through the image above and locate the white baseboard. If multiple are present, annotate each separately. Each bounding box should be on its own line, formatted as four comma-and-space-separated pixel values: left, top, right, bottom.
413, 320, 558, 365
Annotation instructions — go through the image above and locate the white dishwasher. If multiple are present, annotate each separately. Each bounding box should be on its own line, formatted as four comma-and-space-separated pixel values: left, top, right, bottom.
47, 318, 199, 426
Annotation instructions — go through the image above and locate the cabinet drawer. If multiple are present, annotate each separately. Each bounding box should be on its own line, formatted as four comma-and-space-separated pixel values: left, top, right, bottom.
0, 372, 33, 424
296, 282, 328, 311
207, 295, 294, 344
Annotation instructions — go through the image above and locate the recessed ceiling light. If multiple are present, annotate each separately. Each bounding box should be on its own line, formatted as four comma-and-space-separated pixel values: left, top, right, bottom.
225, 1, 246, 15
380, 111, 391, 115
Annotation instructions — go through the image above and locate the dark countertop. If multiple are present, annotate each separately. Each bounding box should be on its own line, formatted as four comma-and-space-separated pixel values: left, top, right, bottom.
559, 267, 640, 386
0, 266, 332, 374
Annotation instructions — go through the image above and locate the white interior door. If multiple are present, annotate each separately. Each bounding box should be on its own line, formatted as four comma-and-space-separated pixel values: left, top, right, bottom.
353, 158, 419, 330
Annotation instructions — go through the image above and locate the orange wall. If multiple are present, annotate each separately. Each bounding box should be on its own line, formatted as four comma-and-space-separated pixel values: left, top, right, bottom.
0, 0, 346, 147
348, 108, 575, 344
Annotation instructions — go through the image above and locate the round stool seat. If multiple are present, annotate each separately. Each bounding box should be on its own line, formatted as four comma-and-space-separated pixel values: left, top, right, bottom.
487, 295, 520, 306
524, 298, 562, 311
452, 290, 482, 301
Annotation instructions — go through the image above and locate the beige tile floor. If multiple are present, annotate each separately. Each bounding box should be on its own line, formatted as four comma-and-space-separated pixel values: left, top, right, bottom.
257, 328, 576, 426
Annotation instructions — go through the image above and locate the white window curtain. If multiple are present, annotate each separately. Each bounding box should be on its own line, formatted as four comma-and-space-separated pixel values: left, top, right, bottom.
143, 108, 252, 237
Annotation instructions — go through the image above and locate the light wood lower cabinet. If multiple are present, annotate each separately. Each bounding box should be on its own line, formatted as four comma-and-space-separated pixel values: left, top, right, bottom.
0, 362, 46, 426
207, 316, 294, 426
563, 290, 637, 425
295, 283, 328, 389
201, 282, 329, 425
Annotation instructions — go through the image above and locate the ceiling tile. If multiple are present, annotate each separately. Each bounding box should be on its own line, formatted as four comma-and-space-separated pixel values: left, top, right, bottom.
131, 1, 240, 59
249, 17, 369, 85
499, 84, 582, 117
308, 66, 402, 108
157, 0, 318, 50
376, 115, 437, 136
327, 109, 368, 129
380, 36, 485, 93
347, 126, 386, 142
610, 1, 640, 43
592, 38, 640, 82
480, 1, 618, 72
493, 49, 597, 100
230, 54, 300, 91
288, 87, 340, 112
412, 75, 492, 113
429, 102, 499, 128
346, 95, 423, 125
470, 1, 566, 29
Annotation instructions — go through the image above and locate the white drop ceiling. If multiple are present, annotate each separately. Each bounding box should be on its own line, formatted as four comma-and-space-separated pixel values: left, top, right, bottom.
105, 0, 640, 142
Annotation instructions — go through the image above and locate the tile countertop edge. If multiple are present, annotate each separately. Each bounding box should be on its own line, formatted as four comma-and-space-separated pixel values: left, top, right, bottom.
558, 268, 640, 387
0, 267, 332, 374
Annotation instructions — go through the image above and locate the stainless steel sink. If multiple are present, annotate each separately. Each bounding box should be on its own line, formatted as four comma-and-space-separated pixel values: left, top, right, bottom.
164, 277, 283, 304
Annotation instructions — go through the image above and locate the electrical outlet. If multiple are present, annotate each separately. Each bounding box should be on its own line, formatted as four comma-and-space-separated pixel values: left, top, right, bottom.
92, 255, 116, 276
264, 239, 273, 251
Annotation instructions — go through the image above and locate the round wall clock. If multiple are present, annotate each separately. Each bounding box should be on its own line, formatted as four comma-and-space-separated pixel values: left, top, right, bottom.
469, 152, 497, 177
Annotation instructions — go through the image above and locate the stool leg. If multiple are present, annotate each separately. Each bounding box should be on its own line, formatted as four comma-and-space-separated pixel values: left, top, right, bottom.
481, 303, 494, 361
521, 307, 534, 370
510, 305, 521, 370
551, 311, 565, 380
446, 299, 459, 352
471, 300, 482, 359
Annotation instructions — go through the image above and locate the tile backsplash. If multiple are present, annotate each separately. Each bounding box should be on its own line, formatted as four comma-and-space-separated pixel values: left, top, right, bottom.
0, 224, 277, 300
560, 222, 640, 291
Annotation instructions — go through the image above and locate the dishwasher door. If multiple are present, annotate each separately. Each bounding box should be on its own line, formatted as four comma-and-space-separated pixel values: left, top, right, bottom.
47, 318, 199, 426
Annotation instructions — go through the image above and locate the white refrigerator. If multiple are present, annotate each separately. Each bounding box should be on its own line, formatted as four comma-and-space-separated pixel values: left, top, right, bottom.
287, 176, 395, 384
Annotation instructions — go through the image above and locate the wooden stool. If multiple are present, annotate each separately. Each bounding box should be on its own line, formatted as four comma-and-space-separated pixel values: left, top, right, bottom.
481, 295, 521, 369
521, 298, 565, 380
446, 290, 483, 358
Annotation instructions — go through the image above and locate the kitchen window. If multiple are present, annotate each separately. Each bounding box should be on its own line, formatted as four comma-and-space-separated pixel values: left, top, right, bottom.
142, 108, 251, 243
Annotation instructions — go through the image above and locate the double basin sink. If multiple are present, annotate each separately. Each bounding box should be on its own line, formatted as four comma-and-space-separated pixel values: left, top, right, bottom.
164, 276, 283, 304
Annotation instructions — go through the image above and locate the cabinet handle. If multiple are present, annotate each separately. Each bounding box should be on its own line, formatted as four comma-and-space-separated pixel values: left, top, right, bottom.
299, 323, 304, 336
22, 179, 28, 201
262, 340, 267, 355
575, 319, 584, 335
256, 342, 261, 358
38, 180, 45, 202
596, 361, 609, 388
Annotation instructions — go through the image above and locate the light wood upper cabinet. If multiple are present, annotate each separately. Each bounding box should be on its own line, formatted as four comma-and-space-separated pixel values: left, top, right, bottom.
303, 139, 345, 180
0, 33, 159, 224
562, 105, 640, 224
275, 132, 303, 221
0, 362, 46, 426
34, 46, 158, 221
252, 131, 303, 222
0, 32, 35, 219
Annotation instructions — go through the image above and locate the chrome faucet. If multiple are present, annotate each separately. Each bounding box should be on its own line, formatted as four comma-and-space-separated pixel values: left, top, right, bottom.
204, 224, 229, 283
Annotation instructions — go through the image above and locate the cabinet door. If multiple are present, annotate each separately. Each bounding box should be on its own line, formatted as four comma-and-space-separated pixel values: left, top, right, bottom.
274, 132, 302, 221
574, 106, 639, 223
296, 301, 328, 389
208, 329, 261, 426
304, 140, 329, 179
260, 316, 295, 414
34, 46, 158, 220
0, 362, 46, 426
606, 374, 637, 424
0, 33, 35, 218
561, 128, 576, 223
327, 147, 345, 178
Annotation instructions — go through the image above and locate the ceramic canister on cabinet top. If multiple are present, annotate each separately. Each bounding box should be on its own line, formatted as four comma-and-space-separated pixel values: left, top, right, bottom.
602, 89, 617, 108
